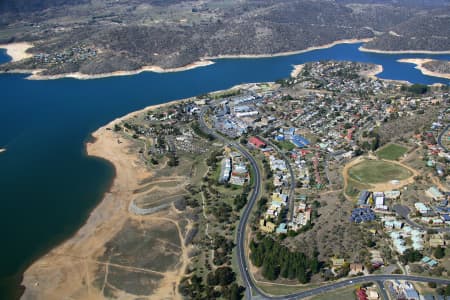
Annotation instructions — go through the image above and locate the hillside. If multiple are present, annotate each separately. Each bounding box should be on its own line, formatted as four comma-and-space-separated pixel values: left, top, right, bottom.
363, 12, 450, 52
0, 0, 449, 76
423, 60, 450, 73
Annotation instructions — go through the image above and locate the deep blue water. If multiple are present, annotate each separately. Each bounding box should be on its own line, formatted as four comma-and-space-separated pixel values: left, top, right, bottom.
0, 43, 449, 299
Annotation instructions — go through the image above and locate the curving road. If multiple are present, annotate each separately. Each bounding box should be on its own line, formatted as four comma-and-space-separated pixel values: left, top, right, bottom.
437, 124, 449, 152
268, 275, 450, 300
199, 107, 450, 300
199, 107, 261, 299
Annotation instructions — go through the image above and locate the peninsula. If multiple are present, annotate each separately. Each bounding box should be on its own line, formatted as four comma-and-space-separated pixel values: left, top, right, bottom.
22, 61, 450, 299
398, 59, 450, 80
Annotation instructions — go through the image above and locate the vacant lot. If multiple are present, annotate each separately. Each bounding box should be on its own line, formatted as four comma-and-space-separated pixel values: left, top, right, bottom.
100, 219, 181, 272
376, 143, 408, 160
348, 160, 412, 184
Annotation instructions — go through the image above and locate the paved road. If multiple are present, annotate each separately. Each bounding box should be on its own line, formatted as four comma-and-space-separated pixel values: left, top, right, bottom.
267, 275, 450, 300
437, 124, 449, 152
375, 280, 389, 300
199, 107, 261, 299
393, 204, 450, 233
199, 107, 450, 300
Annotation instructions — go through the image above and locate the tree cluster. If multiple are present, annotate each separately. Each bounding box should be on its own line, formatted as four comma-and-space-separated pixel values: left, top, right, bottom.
167, 152, 179, 167
179, 272, 245, 300
399, 249, 423, 264
250, 236, 320, 283
213, 235, 235, 266
191, 121, 215, 141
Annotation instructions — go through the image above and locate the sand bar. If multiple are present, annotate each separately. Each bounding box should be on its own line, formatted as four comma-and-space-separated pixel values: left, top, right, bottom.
0, 42, 33, 62
397, 58, 450, 80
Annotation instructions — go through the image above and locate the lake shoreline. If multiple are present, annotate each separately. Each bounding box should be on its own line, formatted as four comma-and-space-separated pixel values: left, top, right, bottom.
3, 39, 450, 82
397, 59, 450, 80
359, 46, 450, 55
358, 64, 384, 80
20, 97, 189, 299
1, 38, 374, 80
0, 40, 448, 300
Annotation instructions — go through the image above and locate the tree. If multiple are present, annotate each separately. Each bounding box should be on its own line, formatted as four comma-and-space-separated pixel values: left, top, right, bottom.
370, 135, 380, 151
399, 249, 423, 264
223, 283, 245, 300
437, 285, 450, 296
434, 247, 445, 259
250, 236, 321, 283
207, 272, 219, 286
215, 267, 235, 286
234, 193, 248, 211
167, 153, 179, 167
362, 141, 370, 150
407, 84, 428, 94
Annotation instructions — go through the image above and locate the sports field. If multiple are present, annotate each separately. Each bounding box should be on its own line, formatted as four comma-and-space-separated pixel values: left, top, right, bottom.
348, 159, 412, 184
376, 143, 408, 160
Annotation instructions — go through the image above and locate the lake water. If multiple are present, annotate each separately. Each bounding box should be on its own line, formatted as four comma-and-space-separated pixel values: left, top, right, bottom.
0, 43, 449, 299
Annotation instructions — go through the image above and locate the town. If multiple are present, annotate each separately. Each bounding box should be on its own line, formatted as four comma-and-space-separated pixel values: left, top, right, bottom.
110, 61, 449, 300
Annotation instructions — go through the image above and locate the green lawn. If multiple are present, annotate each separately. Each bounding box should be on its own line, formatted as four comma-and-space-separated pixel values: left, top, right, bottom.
345, 178, 371, 198
376, 143, 408, 160
348, 160, 412, 184
257, 282, 323, 295
310, 285, 357, 300
276, 140, 296, 151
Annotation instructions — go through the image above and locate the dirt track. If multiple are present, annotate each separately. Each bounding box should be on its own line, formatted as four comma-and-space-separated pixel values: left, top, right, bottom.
21, 106, 190, 300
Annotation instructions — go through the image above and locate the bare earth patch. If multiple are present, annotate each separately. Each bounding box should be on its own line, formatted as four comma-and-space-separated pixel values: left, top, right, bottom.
21, 104, 191, 300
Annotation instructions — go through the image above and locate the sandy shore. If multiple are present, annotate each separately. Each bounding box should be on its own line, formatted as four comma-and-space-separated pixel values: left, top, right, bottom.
290, 64, 304, 78
0, 42, 33, 62
205, 38, 374, 60
360, 64, 383, 79
397, 58, 450, 80
21, 98, 189, 300
359, 46, 450, 55
27, 60, 215, 80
